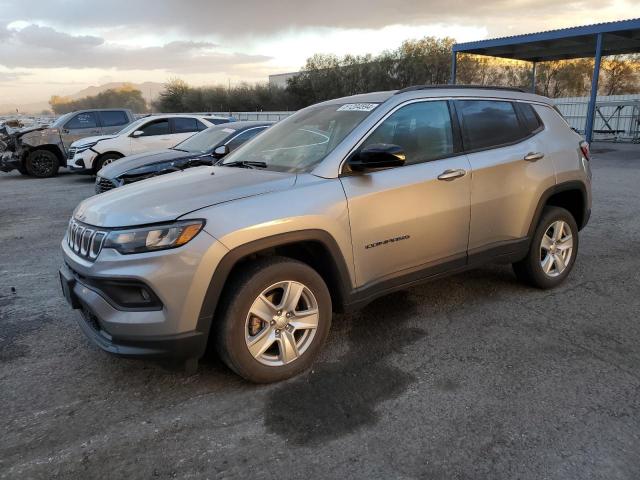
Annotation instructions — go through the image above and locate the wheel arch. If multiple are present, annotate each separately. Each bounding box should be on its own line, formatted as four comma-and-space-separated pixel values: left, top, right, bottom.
22, 144, 64, 165
94, 151, 124, 171
528, 180, 590, 239
196, 230, 353, 343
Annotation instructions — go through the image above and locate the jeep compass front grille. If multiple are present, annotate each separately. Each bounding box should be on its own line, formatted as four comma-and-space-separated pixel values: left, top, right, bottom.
67, 219, 107, 261
67, 147, 77, 160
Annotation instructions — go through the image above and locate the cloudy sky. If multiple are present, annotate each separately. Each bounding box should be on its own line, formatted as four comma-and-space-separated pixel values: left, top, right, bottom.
0, 0, 637, 105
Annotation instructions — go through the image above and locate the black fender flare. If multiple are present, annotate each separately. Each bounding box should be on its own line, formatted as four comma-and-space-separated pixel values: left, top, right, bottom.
195, 229, 353, 340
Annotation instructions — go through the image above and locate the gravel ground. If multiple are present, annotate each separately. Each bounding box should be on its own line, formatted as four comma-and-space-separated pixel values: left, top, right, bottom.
1, 144, 639, 479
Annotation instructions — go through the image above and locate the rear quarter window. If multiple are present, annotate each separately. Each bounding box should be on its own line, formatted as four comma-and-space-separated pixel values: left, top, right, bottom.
456, 100, 524, 151
516, 103, 543, 135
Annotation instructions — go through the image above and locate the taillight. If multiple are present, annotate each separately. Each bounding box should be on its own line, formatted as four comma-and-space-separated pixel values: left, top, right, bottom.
579, 141, 590, 161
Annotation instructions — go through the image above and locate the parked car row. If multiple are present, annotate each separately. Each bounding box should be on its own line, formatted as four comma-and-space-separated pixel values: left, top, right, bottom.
95, 121, 271, 193
58, 85, 592, 383
67, 114, 232, 174
0, 109, 235, 178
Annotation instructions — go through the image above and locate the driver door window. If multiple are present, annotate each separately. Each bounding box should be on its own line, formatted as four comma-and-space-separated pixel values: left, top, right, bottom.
138, 119, 170, 137
62, 112, 100, 149
226, 127, 267, 152
359, 101, 454, 165
130, 119, 172, 154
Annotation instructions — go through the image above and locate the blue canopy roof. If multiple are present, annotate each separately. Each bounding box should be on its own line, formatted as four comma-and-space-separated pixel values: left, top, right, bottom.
453, 18, 640, 62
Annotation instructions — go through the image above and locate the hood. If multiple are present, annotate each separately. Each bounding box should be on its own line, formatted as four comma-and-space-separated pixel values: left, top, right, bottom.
15, 125, 49, 137
74, 166, 297, 227
15, 125, 50, 139
99, 149, 197, 178
72, 134, 118, 147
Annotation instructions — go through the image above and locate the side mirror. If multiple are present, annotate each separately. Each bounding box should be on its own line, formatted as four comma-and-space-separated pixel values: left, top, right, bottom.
131, 130, 144, 138
213, 145, 229, 157
348, 143, 406, 171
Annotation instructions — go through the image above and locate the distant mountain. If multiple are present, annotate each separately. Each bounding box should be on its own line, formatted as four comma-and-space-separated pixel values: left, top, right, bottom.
0, 81, 165, 114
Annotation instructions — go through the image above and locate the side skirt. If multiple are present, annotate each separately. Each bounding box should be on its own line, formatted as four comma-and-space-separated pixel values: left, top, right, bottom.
342, 238, 529, 312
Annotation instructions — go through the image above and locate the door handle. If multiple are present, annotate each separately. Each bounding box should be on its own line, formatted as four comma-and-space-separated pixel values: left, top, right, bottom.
437, 168, 466, 181
524, 152, 544, 161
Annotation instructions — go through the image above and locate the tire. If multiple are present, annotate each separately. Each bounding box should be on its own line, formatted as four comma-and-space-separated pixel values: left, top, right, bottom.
25, 149, 59, 178
95, 153, 122, 173
215, 256, 332, 383
513, 206, 579, 289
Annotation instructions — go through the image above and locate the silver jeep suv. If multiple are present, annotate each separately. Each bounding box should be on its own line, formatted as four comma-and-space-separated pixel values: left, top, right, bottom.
60, 86, 592, 383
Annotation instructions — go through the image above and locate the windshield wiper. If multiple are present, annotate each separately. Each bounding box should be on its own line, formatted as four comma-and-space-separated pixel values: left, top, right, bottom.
221, 160, 267, 169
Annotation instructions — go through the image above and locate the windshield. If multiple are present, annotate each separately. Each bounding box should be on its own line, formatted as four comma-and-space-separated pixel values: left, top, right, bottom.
174, 126, 236, 153
220, 103, 378, 172
51, 113, 74, 128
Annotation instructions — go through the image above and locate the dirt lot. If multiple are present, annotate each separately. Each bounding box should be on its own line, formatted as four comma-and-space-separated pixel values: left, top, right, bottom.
1, 144, 639, 479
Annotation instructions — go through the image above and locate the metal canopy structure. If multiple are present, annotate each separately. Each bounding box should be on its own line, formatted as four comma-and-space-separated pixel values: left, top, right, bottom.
450, 18, 640, 142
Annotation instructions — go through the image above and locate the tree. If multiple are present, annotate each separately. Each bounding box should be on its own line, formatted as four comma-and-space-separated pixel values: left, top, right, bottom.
49, 86, 147, 114
600, 54, 640, 95
156, 78, 191, 112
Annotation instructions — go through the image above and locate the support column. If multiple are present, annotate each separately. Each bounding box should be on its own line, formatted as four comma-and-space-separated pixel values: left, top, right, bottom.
450, 51, 457, 85
531, 62, 537, 94
585, 33, 603, 143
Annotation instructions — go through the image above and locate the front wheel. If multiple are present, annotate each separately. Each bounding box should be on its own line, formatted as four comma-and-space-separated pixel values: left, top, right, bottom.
25, 149, 59, 178
513, 206, 579, 289
95, 153, 122, 173
215, 257, 332, 383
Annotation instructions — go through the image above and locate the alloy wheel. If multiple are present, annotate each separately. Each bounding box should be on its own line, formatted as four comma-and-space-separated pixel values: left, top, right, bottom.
540, 220, 573, 277
244, 280, 319, 366
31, 152, 55, 176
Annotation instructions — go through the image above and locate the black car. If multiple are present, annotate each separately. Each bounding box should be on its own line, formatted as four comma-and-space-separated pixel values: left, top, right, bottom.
95, 121, 272, 194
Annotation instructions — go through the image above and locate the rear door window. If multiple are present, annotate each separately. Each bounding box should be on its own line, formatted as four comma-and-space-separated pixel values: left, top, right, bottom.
455, 100, 524, 151
172, 117, 200, 134
98, 110, 129, 128
65, 112, 98, 129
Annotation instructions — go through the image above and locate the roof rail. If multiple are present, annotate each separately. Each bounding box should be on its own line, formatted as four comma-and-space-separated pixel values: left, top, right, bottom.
395, 84, 527, 94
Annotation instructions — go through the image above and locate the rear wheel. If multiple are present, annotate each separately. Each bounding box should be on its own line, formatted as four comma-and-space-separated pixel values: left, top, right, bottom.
95, 153, 122, 173
25, 149, 59, 178
513, 206, 578, 289
215, 257, 332, 383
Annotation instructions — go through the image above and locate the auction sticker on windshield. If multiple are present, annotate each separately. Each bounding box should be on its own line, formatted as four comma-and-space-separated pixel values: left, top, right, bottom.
337, 103, 379, 112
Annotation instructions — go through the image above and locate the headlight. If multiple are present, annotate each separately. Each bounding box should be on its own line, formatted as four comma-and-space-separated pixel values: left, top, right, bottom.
103, 220, 204, 254
74, 141, 98, 153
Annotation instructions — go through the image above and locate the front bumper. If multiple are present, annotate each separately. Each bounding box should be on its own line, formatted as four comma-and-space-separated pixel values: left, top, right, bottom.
67, 148, 98, 174
61, 264, 206, 358
60, 228, 229, 360
0, 150, 20, 172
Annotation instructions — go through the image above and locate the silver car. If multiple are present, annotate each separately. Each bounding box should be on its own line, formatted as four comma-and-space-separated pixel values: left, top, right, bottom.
60, 86, 592, 383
